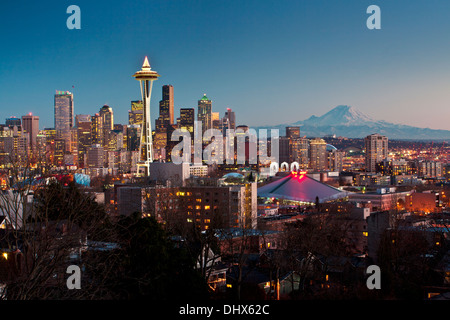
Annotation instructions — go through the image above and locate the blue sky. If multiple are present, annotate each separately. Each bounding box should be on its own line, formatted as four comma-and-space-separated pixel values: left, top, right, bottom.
2, 0, 450, 130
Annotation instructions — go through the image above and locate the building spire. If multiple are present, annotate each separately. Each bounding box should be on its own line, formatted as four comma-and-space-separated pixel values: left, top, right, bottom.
142, 56, 151, 69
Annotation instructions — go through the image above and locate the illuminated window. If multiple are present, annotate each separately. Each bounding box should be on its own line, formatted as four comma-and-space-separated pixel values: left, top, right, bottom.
187, 218, 193, 223
363, 232, 368, 237
204, 219, 210, 223
195, 205, 201, 210
204, 205, 210, 210
196, 199, 202, 203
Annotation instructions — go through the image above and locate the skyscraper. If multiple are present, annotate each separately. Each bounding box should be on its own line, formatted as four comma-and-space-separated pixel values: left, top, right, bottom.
21, 113, 39, 152
75, 114, 91, 126
309, 138, 327, 172
286, 126, 300, 140
179, 108, 195, 134
154, 85, 175, 159
5, 117, 21, 127
212, 112, 220, 130
222, 108, 236, 134
159, 85, 174, 125
198, 94, 212, 133
327, 146, 344, 172
129, 100, 143, 125
91, 113, 103, 145
285, 126, 304, 168
126, 125, 140, 152
54, 91, 74, 152
99, 105, 114, 147
364, 133, 388, 172
291, 137, 309, 169
132, 56, 160, 176
76, 115, 92, 167
279, 136, 290, 165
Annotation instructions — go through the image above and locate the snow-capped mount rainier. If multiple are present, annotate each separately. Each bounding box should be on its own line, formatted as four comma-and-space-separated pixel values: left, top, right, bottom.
299, 105, 376, 127
259, 105, 450, 140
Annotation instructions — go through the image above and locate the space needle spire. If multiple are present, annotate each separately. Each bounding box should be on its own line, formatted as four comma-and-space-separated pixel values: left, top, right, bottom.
133, 56, 160, 176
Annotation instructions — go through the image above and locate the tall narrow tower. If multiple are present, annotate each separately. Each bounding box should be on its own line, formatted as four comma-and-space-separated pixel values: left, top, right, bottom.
133, 56, 160, 176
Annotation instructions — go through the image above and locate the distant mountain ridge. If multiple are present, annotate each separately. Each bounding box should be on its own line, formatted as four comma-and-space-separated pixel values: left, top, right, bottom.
256, 105, 450, 140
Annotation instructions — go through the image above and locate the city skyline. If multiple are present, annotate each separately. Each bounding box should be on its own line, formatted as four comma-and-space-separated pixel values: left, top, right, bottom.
2, 1, 450, 306
3, 1, 450, 130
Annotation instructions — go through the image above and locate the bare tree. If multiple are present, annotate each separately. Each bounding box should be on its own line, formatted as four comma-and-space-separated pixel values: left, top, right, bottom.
0, 155, 117, 299
279, 212, 355, 298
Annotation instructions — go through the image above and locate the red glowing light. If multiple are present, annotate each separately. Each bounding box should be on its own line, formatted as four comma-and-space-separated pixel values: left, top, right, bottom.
291, 171, 306, 180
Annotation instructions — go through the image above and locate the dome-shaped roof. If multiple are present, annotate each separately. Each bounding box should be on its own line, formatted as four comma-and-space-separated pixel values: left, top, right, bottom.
326, 144, 337, 152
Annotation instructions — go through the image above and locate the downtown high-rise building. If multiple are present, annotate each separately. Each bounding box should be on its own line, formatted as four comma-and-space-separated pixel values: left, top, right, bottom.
91, 113, 103, 146
76, 115, 92, 167
291, 137, 309, 169
286, 126, 300, 140
309, 138, 327, 172
222, 108, 236, 134
35, 133, 47, 162
21, 113, 39, 152
5, 117, 21, 127
179, 108, 195, 133
75, 114, 91, 126
42, 128, 56, 164
126, 125, 140, 152
129, 100, 143, 125
278, 136, 290, 165
327, 147, 344, 172
364, 133, 388, 172
198, 94, 212, 133
212, 112, 220, 130
154, 85, 175, 157
285, 126, 305, 168
99, 105, 114, 148
54, 91, 74, 152
159, 84, 174, 126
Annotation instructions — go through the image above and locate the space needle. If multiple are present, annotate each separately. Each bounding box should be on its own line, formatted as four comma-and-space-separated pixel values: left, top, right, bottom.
133, 56, 160, 176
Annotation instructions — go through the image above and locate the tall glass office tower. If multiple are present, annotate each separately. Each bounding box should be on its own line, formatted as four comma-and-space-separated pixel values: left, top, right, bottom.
54, 90, 73, 152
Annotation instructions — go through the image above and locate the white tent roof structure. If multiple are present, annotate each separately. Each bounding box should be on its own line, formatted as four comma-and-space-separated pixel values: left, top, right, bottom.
258, 172, 348, 203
